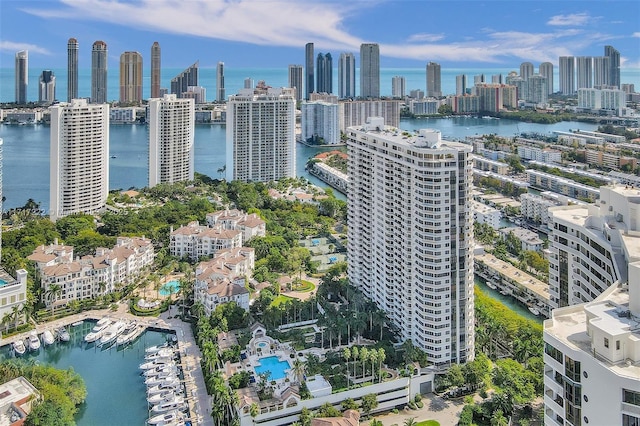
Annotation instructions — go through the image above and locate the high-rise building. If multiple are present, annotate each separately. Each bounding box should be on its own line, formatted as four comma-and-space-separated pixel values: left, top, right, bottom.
426, 62, 441, 97
576, 56, 593, 89
305, 43, 314, 100
301, 101, 340, 145
604, 45, 620, 88
520, 62, 534, 81
226, 88, 296, 182
15, 50, 28, 104
148, 94, 195, 187
347, 118, 474, 365
360, 43, 380, 98
119, 51, 143, 103
170, 61, 198, 98
473, 74, 485, 85
593, 56, 611, 88
339, 99, 401, 131
391, 76, 406, 98
338, 52, 355, 99
526, 74, 548, 105
491, 74, 503, 84
216, 62, 226, 102
244, 78, 254, 89
38, 70, 56, 103
91, 41, 108, 103
288, 64, 303, 102
50, 99, 109, 221
151, 42, 161, 99
456, 74, 467, 96
559, 56, 575, 95
316, 53, 333, 94
539, 62, 554, 94
67, 38, 78, 102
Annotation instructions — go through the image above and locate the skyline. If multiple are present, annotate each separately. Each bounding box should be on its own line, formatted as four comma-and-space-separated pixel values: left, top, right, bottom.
1, 0, 639, 71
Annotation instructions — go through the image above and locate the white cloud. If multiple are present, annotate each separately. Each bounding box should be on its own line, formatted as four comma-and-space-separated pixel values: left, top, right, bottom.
632, 32, 640, 38
407, 33, 445, 43
547, 12, 592, 26
0, 41, 51, 55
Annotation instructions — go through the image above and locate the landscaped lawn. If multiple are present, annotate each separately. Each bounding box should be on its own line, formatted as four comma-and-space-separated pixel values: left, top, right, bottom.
293, 280, 316, 292
416, 421, 440, 426
271, 294, 295, 307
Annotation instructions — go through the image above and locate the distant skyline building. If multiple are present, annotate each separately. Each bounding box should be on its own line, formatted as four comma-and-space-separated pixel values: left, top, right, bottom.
226, 88, 296, 182
316, 52, 333, 94
576, 56, 593, 89
456, 74, 467, 96
67, 38, 78, 102
216, 61, 225, 102
526, 74, 548, 105
559, 56, 575, 95
305, 42, 314, 99
15, 50, 28, 104
491, 74, 503, 84
473, 74, 485, 85
519, 61, 534, 81
243, 78, 253, 89
119, 51, 143, 103
605, 45, 620, 88
301, 101, 340, 145
170, 61, 198, 98
593, 56, 611, 88
426, 61, 441, 97
91, 41, 108, 103
148, 94, 195, 187
391, 75, 406, 98
50, 99, 109, 221
150, 42, 161, 99
338, 52, 356, 99
539, 62, 554, 94
360, 43, 380, 98
288, 64, 303, 102
38, 70, 55, 103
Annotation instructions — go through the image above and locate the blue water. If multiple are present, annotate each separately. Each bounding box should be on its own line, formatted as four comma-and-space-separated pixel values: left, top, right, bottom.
159, 280, 180, 296
254, 355, 289, 381
0, 321, 175, 425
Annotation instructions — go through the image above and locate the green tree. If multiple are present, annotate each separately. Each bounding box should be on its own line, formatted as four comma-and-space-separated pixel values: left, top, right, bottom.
438, 104, 453, 115
360, 393, 378, 416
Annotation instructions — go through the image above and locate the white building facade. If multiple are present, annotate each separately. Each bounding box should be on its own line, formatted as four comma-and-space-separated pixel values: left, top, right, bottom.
301, 101, 340, 145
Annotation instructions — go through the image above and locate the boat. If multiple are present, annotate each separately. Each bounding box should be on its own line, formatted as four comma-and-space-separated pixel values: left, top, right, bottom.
116, 321, 138, 346
150, 396, 185, 414
147, 380, 181, 396
84, 318, 112, 343
145, 343, 169, 355
486, 281, 497, 290
528, 306, 541, 316
143, 365, 178, 378
111, 155, 117, 158
145, 347, 175, 361
147, 389, 181, 405
99, 320, 126, 347
71, 321, 84, 327
500, 288, 512, 296
42, 330, 55, 346
55, 326, 70, 342
145, 373, 179, 387
140, 357, 175, 370
147, 410, 184, 426
12, 339, 27, 355
28, 332, 41, 351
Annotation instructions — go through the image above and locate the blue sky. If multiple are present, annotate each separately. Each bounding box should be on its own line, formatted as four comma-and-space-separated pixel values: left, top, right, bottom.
1, 0, 639, 70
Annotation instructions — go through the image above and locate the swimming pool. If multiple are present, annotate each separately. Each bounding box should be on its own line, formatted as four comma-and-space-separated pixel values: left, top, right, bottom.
159, 280, 180, 296
257, 342, 268, 349
254, 356, 290, 381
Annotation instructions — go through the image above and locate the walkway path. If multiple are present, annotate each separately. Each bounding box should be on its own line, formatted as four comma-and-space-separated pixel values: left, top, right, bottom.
372, 394, 465, 425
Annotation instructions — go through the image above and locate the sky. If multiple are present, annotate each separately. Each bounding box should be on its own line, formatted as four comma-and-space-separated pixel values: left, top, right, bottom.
1, 0, 639, 71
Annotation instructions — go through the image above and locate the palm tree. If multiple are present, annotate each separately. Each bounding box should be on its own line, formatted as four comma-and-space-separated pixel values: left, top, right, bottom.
360, 347, 369, 378
11, 305, 21, 331
369, 349, 378, 381
369, 420, 383, 426
351, 346, 359, 379
292, 358, 306, 384
403, 418, 418, 426
46, 283, 63, 316
343, 347, 351, 386
1, 312, 12, 334
377, 348, 386, 382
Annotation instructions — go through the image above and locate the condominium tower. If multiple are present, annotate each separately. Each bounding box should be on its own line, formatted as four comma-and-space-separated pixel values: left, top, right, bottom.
171, 61, 198, 98
15, 50, 28, 104
38, 70, 56, 103
50, 99, 109, 221
539, 62, 554, 94
576, 56, 593, 89
119, 51, 143, 103
305, 43, 314, 99
216, 62, 226, 102
338, 52, 355, 99
347, 118, 475, 365
360, 43, 380, 98
520, 61, 534, 81
391, 76, 406, 98
288, 64, 303, 102
426, 62, 441, 97
151, 42, 161, 98
67, 38, 78, 101
559, 56, 575, 95
148, 94, 195, 187
593, 56, 611, 88
605, 45, 620, 88
226, 88, 296, 182
91, 41, 108, 103
316, 53, 332, 94
456, 74, 467, 96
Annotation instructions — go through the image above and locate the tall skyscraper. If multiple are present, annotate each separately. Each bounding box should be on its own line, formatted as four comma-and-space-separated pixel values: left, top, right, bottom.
576, 56, 593, 89
244, 78, 254, 89
148, 94, 195, 187
360, 43, 380, 98
426, 62, 441, 97
119, 51, 143, 103
456, 74, 467, 96
305, 43, 314, 100
519, 62, 534, 81
473, 74, 485, 85
539, 62, 554, 94
151, 42, 161, 99
559, 56, 575, 95
38, 70, 56, 103
226, 88, 296, 182
604, 45, 620, 88
15, 50, 28, 104
348, 118, 474, 365
391, 76, 405, 98
338, 52, 355, 99
593, 56, 611, 88
216, 62, 226, 102
491, 74, 503, 84
526, 74, 548, 105
170, 61, 198, 98
50, 99, 109, 221
91, 41, 108, 103
67, 38, 78, 102
316, 53, 333, 94
288, 64, 303, 102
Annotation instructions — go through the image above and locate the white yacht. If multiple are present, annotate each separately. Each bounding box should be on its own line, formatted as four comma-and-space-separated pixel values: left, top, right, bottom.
140, 357, 174, 370
84, 318, 112, 343
147, 410, 184, 426
147, 379, 181, 396
42, 330, 55, 346
115, 321, 138, 346
55, 326, 70, 342
147, 390, 181, 405
145, 348, 175, 361
28, 332, 41, 351
13, 339, 26, 355
145, 343, 169, 355
150, 396, 185, 414
143, 365, 178, 378
99, 320, 126, 347
145, 374, 179, 387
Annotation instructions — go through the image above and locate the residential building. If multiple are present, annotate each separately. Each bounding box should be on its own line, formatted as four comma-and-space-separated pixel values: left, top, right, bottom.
170, 61, 198, 98
216, 61, 225, 102
15, 50, 28, 104
456, 74, 467, 96
604, 45, 621, 88
0, 267, 28, 330
409, 99, 440, 115
49, 99, 109, 221
301, 101, 340, 145
576, 56, 593, 89
451, 95, 479, 114
338, 52, 355, 99
316, 53, 332, 94
471, 200, 502, 230
578, 87, 626, 114
559, 56, 575, 95
474, 74, 485, 85
520, 192, 564, 227
305, 42, 314, 99
391, 76, 405, 98
148, 94, 195, 187
244, 78, 253, 89
526, 169, 600, 201
0, 377, 40, 425
339, 99, 400, 131
91, 41, 108, 103
151, 42, 161, 99
110, 106, 144, 123
426, 62, 441, 97
184, 86, 206, 104
347, 118, 474, 365
593, 56, 611, 88
38, 70, 56, 104
226, 88, 296, 182
288, 64, 303, 102
359, 43, 380, 98
67, 38, 78, 102
409, 89, 424, 99
473, 156, 509, 175
499, 226, 544, 252
310, 93, 338, 103
520, 62, 534, 81
539, 62, 554, 94
517, 145, 562, 164
119, 51, 143, 103
205, 209, 266, 243
476, 84, 508, 113
491, 74, 503, 84
169, 222, 243, 260
526, 74, 548, 105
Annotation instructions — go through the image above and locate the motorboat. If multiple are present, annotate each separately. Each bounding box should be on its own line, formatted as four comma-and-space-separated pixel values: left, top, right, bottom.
145, 343, 169, 355
28, 332, 41, 351
147, 390, 181, 405
145, 373, 179, 387
55, 326, 70, 342
147, 379, 181, 396
99, 320, 126, 347
140, 357, 175, 370
13, 339, 26, 355
84, 319, 112, 343
115, 321, 138, 346
147, 410, 184, 426
150, 396, 185, 414
42, 330, 55, 346
486, 281, 497, 290
145, 348, 175, 361
143, 365, 178, 378
528, 306, 541, 316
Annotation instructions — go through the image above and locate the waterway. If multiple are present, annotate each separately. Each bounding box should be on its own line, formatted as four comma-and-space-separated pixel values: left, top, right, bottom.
475, 276, 542, 323
0, 321, 175, 425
